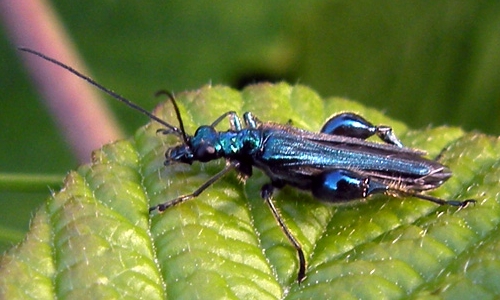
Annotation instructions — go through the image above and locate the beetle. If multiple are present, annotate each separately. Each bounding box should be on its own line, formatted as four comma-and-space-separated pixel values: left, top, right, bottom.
20, 47, 475, 283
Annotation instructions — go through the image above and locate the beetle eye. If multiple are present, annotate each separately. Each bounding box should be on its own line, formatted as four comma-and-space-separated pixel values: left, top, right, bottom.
196, 145, 217, 162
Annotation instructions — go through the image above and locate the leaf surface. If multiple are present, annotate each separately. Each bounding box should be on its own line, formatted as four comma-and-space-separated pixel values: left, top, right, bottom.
1, 83, 498, 299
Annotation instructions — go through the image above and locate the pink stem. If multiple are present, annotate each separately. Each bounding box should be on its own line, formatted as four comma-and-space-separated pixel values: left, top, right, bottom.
0, 0, 124, 163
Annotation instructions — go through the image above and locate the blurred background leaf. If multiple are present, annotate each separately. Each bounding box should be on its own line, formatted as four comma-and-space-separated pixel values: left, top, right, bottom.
1, 0, 499, 253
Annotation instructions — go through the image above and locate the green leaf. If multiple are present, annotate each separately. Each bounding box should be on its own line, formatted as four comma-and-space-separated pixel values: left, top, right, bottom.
5, 0, 500, 256
1, 83, 498, 299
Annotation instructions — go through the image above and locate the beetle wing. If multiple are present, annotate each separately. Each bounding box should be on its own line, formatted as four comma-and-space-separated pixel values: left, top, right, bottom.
253, 125, 450, 191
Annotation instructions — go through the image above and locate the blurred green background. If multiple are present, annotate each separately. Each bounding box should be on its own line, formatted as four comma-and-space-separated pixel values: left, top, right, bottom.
1, 0, 499, 253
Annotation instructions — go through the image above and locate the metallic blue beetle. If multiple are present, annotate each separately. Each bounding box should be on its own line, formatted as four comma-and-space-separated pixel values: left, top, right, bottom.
21, 48, 475, 283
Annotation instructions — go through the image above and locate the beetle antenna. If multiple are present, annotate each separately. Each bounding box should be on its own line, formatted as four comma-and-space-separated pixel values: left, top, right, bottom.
18, 47, 182, 135
155, 90, 189, 144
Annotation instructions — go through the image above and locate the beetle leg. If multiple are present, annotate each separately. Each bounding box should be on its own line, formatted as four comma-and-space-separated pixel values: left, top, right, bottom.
321, 113, 403, 147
